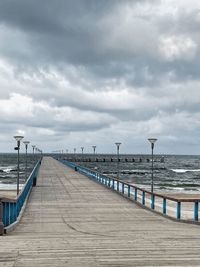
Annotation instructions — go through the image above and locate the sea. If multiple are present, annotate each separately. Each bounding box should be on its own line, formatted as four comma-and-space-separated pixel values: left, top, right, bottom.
1, 154, 200, 194
72, 154, 200, 194
0, 153, 41, 191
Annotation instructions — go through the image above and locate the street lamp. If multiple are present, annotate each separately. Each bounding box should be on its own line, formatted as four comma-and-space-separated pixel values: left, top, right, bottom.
148, 138, 157, 193
115, 142, 121, 179
32, 145, 36, 154
92, 146, 96, 155
23, 141, 30, 180
14, 135, 24, 195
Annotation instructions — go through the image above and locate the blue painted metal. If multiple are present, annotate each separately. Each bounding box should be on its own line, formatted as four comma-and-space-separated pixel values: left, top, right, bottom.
112, 179, 115, 190
122, 183, 124, 194
163, 198, 167, 215
117, 181, 119, 192
2, 159, 41, 228
57, 159, 200, 223
151, 194, 155, 209
134, 188, 137, 201
177, 201, 181, 220
142, 191, 145, 205
194, 201, 199, 222
128, 185, 130, 198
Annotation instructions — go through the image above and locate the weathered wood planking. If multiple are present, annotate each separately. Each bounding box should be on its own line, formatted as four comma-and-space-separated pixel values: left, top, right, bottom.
0, 157, 200, 266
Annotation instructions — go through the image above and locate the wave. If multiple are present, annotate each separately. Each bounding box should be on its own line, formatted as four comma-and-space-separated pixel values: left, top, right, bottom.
0, 183, 23, 190
171, 169, 200, 173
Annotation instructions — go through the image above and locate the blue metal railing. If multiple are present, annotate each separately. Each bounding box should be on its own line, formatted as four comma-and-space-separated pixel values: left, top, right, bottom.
0, 159, 42, 229
57, 158, 200, 224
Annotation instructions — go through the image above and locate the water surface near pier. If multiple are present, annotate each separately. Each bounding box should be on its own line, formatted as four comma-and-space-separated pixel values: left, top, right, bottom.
75, 154, 200, 194
1, 154, 200, 194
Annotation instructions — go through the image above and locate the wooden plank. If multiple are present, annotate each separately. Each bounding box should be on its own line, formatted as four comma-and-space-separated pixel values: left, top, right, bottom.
0, 157, 200, 266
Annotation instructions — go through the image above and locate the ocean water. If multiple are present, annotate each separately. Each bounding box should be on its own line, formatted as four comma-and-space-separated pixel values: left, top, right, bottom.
0, 153, 41, 190
67, 154, 200, 194
2, 154, 200, 194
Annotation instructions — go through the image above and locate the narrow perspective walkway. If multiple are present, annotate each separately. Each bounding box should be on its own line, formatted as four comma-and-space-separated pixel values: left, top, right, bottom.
0, 157, 200, 266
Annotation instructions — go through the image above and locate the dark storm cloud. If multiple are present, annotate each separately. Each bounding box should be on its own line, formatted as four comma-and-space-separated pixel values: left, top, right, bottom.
0, 0, 200, 153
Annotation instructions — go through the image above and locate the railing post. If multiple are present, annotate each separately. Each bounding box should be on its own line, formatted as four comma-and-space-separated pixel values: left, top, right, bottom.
0, 200, 4, 235
177, 201, 181, 220
142, 191, 145, 205
108, 178, 111, 187
194, 201, 199, 222
112, 179, 115, 190
163, 198, 167, 215
151, 194, 155, 209
122, 183, 124, 194
134, 188, 137, 201
128, 185, 131, 198
117, 181, 119, 192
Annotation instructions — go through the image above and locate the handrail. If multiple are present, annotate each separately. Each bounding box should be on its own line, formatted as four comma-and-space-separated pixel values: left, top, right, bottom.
0, 159, 42, 233
56, 158, 200, 224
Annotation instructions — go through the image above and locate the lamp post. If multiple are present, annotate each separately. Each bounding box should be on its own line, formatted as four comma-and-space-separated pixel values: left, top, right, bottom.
14, 135, 24, 195
32, 145, 36, 154
23, 141, 30, 180
115, 142, 121, 179
92, 146, 96, 155
81, 147, 84, 155
148, 138, 157, 193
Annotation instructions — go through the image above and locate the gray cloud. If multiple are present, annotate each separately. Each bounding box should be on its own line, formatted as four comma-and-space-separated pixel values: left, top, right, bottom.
0, 0, 200, 153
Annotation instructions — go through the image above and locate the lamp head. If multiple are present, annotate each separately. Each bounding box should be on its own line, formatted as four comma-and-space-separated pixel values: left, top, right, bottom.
14, 135, 24, 142
148, 138, 157, 149
148, 138, 157, 144
115, 142, 121, 147
23, 141, 30, 145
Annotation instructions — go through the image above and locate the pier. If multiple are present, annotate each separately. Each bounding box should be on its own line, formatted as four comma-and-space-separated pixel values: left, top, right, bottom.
1, 157, 200, 266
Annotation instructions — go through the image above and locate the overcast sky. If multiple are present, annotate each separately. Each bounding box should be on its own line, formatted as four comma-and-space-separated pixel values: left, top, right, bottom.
1, 0, 200, 154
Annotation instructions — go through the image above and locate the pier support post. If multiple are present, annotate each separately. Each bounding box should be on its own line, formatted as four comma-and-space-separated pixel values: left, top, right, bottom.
0, 200, 4, 235
163, 198, 167, 215
142, 191, 145, 205
151, 194, 155, 209
128, 185, 131, 198
194, 201, 199, 222
177, 201, 181, 220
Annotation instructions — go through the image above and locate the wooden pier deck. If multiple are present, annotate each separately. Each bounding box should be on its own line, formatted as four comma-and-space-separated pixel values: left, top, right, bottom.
1, 157, 200, 266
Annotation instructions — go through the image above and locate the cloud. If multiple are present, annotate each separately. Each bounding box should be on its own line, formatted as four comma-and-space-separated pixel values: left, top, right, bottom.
0, 0, 200, 153
159, 35, 197, 61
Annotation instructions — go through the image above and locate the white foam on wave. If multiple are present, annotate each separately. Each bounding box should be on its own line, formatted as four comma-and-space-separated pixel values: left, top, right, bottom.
0, 183, 23, 190
171, 169, 200, 173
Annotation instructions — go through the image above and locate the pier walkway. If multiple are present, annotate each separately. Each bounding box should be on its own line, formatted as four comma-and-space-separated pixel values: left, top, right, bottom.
1, 157, 200, 266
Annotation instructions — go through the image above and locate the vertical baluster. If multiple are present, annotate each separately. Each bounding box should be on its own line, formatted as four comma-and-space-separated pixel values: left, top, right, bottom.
0, 200, 4, 235
128, 185, 131, 198
134, 188, 137, 201
151, 194, 155, 209
5, 202, 9, 226
108, 178, 111, 187
194, 201, 199, 222
142, 191, 145, 205
14, 202, 17, 221
177, 201, 181, 220
2, 202, 6, 226
117, 181, 119, 192
112, 179, 115, 190
163, 198, 167, 215
122, 183, 124, 194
